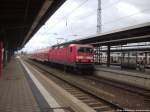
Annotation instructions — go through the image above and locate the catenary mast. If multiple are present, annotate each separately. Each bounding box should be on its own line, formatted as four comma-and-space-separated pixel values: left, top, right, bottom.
97, 0, 101, 33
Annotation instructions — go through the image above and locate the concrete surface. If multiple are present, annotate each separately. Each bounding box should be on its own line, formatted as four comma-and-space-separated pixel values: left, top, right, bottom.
0, 58, 40, 112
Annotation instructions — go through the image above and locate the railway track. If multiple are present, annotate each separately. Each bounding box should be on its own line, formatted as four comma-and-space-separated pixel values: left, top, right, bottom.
84, 75, 150, 97
25, 59, 123, 112
41, 73, 118, 112
83, 75, 150, 111
25, 59, 150, 111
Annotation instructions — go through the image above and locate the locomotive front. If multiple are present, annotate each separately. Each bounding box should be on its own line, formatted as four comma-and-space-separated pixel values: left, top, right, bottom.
75, 45, 94, 72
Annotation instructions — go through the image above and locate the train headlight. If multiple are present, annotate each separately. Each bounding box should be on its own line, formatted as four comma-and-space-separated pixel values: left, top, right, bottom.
76, 56, 84, 59
86, 56, 93, 59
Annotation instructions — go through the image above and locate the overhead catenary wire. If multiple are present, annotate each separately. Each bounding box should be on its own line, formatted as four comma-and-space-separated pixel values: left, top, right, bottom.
47, 0, 89, 31
46, 0, 129, 35
102, 7, 150, 26
44, 0, 150, 39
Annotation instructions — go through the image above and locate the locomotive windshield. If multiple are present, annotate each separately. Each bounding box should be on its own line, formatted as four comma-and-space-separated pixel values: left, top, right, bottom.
78, 47, 93, 53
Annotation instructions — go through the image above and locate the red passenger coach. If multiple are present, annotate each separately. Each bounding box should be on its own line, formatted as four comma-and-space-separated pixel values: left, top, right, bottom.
31, 44, 94, 73
31, 48, 50, 62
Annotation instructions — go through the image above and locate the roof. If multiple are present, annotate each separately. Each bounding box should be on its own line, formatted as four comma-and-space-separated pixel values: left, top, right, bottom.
76, 22, 150, 46
53, 22, 150, 47
0, 0, 66, 50
100, 47, 150, 52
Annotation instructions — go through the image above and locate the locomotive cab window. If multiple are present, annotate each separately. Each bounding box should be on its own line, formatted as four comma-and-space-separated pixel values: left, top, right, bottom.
78, 47, 93, 53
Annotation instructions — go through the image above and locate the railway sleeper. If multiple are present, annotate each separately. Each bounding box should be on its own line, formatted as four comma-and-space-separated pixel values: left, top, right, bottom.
93, 105, 112, 111
87, 102, 103, 105
89, 103, 106, 107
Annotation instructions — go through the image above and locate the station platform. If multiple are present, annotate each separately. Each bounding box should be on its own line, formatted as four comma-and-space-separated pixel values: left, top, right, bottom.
95, 65, 150, 90
0, 57, 69, 112
0, 58, 41, 112
95, 65, 150, 78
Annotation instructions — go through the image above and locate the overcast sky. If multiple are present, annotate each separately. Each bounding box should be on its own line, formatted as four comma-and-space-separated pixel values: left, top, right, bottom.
22, 0, 150, 52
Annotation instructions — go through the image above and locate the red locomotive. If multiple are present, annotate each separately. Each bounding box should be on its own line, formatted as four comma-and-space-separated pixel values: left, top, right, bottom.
30, 44, 94, 73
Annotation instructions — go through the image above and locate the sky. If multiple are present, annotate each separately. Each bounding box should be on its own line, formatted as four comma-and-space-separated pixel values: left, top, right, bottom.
22, 0, 150, 52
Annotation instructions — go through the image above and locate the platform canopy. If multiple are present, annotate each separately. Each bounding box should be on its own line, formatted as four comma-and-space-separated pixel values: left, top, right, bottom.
52, 22, 150, 48
0, 0, 66, 50
76, 22, 150, 46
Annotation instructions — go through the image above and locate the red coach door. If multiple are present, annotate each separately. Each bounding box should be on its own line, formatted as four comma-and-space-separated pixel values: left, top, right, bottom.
68, 46, 73, 63
68, 46, 76, 64
0, 41, 3, 78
